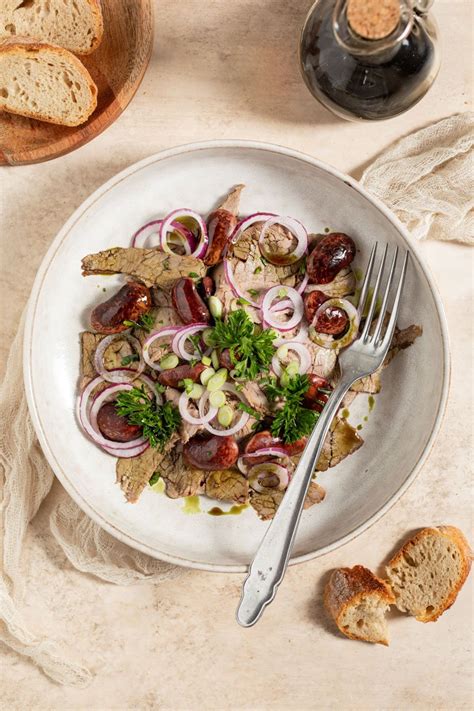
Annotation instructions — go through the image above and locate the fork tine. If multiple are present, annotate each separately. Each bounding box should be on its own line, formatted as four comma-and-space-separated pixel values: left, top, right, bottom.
357, 243, 377, 321
381, 250, 409, 349
361, 244, 388, 341
373, 247, 398, 344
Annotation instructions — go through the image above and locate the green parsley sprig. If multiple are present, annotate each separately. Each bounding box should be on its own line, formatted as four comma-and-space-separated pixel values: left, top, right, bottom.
115, 385, 181, 450
264, 373, 318, 444
123, 312, 155, 333
209, 309, 276, 380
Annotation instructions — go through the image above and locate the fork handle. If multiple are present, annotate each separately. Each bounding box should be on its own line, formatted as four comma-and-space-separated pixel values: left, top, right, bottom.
236, 375, 354, 627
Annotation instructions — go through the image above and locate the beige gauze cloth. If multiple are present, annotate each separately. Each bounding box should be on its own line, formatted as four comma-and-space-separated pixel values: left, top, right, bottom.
0, 112, 473, 687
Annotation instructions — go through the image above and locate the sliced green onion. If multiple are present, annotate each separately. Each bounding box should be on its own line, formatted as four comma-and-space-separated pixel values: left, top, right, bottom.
202, 328, 214, 346
286, 361, 300, 376
217, 405, 233, 427
276, 345, 289, 360
200, 367, 215, 386
207, 368, 228, 392
211, 349, 220, 370
188, 384, 204, 399
209, 390, 226, 408
208, 296, 223, 319
159, 354, 179, 370
201, 355, 212, 367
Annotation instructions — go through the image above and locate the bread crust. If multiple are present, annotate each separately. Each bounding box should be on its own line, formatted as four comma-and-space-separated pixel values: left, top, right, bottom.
0, 0, 103, 55
386, 526, 473, 622
324, 565, 395, 645
0, 38, 97, 126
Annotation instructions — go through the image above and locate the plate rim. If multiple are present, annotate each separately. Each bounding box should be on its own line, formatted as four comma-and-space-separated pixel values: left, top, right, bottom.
23, 139, 451, 573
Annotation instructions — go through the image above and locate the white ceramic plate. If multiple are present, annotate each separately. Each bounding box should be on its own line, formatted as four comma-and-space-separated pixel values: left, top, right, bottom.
24, 141, 449, 572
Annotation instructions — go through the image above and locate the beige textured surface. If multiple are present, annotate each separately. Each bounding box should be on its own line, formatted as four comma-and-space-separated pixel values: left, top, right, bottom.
0, 1, 473, 708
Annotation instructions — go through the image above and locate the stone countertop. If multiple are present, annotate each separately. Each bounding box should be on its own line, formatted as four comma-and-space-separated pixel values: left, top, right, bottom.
0, 1, 472, 709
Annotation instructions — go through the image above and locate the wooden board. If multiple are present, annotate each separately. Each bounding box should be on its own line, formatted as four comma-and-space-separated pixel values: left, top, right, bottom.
0, 0, 153, 166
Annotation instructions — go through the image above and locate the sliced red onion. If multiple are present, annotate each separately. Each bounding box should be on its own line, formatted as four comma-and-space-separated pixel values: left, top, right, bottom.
223, 259, 259, 308
160, 209, 208, 258
199, 383, 250, 437
309, 298, 360, 350
172, 323, 208, 361
258, 216, 308, 266
179, 390, 217, 426
94, 334, 144, 383
248, 462, 290, 493
143, 326, 181, 371
297, 273, 309, 294
229, 212, 276, 247
237, 447, 291, 475
77, 376, 155, 458
261, 286, 304, 332
131, 220, 162, 248
271, 341, 312, 377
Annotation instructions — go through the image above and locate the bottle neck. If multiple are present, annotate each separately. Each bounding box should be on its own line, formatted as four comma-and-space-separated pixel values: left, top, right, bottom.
332, 0, 430, 62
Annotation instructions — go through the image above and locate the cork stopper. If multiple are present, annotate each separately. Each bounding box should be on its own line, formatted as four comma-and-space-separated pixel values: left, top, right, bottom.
347, 0, 401, 40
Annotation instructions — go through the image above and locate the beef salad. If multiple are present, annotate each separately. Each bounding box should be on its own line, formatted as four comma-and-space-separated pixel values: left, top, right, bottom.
78, 186, 421, 520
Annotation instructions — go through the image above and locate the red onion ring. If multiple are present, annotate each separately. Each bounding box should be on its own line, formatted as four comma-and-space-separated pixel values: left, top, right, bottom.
258, 216, 308, 266
228, 212, 276, 247
171, 323, 208, 361
261, 286, 304, 332
179, 390, 217, 426
143, 326, 181, 371
271, 341, 312, 377
237, 447, 291, 475
274, 322, 309, 346
199, 383, 250, 437
131, 219, 196, 254
94, 334, 144, 383
309, 298, 360, 350
160, 209, 208, 258
77, 376, 161, 457
248, 462, 289, 493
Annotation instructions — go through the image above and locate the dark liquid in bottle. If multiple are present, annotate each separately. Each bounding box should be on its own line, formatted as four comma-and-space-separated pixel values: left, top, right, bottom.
301, 1, 437, 120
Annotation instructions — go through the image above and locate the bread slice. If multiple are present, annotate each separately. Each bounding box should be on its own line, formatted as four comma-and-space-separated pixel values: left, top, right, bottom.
0, 0, 103, 55
0, 38, 97, 126
324, 565, 395, 645
386, 526, 472, 622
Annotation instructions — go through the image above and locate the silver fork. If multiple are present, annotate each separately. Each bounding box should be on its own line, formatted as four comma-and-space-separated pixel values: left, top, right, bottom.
237, 243, 409, 627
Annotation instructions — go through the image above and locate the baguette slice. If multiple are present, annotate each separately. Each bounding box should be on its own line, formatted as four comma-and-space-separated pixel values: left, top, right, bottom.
324, 565, 395, 645
0, 38, 97, 126
386, 526, 472, 622
0, 0, 103, 55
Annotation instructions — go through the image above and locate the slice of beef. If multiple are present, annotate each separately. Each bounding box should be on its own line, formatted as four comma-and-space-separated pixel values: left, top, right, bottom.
240, 382, 271, 415
164, 387, 203, 444
306, 340, 338, 380
316, 417, 363, 472
218, 184, 245, 213
205, 469, 249, 504
161, 459, 206, 499
116, 435, 180, 503
250, 481, 326, 521
81, 248, 206, 289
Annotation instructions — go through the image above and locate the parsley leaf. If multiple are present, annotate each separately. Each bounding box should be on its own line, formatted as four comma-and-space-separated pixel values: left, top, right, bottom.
149, 471, 161, 486
264, 373, 319, 444
121, 353, 140, 366
237, 402, 262, 419
115, 385, 181, 450
209, 309, 276, 380
123, 312, 155, 333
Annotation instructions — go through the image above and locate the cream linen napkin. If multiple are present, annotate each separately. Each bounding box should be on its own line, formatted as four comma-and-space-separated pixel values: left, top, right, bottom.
1, 112, 472, 687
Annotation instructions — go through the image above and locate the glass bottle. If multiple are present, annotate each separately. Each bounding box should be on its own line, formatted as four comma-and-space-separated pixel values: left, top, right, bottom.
300, 0, 440, 121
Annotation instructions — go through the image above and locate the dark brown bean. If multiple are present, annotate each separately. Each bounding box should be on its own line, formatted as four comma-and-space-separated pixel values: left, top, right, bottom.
96, 402, 142, 442
91, 281, 151, 334
183, 434, 239, 471
303, 374, 332, 413
218, 348, 234, 370
313, 305, 348, 335
304, 289, 329, 323
243, 430, 307, 464
157, 363, 206, 388
200, 276, 215, 298
307, 233, 356, 284
203, 209, 238, 266
172, 277, 210, 325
